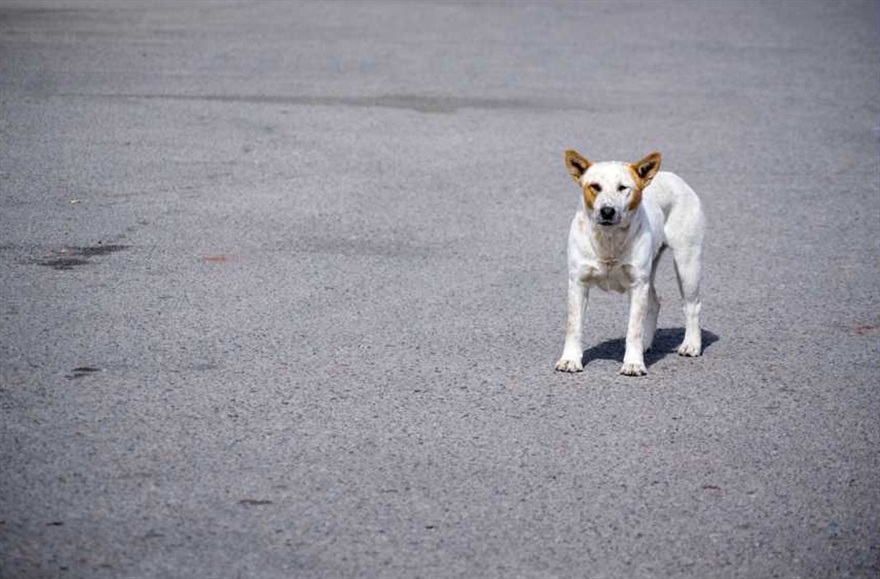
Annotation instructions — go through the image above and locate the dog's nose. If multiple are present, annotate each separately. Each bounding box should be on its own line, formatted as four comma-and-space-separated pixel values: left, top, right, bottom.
599, 207, 616, 221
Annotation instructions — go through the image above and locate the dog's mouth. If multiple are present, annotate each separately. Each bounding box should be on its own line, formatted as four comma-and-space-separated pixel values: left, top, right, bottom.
597, 218, 619, 227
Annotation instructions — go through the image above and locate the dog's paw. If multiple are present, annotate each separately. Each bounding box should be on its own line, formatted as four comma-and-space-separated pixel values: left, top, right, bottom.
677, 342, 702, 357
555, 358, 583, 373
620, 361, 647, 376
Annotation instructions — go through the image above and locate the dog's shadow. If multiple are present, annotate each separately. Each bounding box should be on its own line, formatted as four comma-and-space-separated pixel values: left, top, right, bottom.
581, 328, 719, 368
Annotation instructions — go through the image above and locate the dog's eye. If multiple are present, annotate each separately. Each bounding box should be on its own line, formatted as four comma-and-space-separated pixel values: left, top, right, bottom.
618, 185, 629, 193
589, 183, 602, 193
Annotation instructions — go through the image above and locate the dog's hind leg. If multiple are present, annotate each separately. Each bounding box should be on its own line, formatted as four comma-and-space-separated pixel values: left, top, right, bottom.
643, 284, 660, 352
672, 245, 702, 356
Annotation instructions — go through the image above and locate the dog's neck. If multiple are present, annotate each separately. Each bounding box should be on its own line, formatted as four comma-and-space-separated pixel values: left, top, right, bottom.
588, 214, 643, 266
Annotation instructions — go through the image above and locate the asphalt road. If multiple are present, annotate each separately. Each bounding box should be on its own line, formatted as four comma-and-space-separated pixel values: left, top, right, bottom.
1, 1, 878, 578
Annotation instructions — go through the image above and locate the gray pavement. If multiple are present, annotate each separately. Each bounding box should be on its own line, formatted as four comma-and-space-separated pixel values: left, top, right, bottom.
1, 1, 878, 577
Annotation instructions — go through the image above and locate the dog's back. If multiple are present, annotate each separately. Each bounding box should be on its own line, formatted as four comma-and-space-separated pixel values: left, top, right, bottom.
645, 172, 705, 249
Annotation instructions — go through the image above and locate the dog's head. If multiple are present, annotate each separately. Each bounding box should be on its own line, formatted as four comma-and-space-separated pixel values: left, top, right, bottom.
564, 150, 661, 228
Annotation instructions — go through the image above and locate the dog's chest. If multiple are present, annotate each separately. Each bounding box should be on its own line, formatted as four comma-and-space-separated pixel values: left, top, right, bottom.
580, 259, 634, 293
570, 218, 638, 293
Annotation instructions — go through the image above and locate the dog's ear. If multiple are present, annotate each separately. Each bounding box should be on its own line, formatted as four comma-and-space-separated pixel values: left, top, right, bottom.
564, 150, 591, 183
631, 152, 662, 185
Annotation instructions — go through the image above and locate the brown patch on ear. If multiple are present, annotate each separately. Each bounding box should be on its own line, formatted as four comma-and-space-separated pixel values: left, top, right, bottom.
631, 152, 661, 185
627, 152, 661, 210
564, 149, 592, 183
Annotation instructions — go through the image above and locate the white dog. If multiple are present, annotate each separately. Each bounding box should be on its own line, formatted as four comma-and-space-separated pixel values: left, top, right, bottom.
555, 150, 705, 376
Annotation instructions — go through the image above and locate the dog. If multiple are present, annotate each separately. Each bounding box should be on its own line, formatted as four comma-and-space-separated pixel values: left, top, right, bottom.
554, 150, 705, 376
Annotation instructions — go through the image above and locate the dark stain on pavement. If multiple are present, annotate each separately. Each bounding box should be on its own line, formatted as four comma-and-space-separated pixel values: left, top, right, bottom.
66, 366, 102, 380
38, 256, 91, 270
239, 499, 273, 506
35, 244, 129, 270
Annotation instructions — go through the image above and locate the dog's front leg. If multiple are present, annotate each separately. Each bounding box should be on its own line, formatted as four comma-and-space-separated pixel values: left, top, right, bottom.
621, 281, 650, 376
555, 277, 588, 372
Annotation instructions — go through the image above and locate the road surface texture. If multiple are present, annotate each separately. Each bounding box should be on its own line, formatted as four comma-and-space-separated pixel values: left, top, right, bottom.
1, 1, 878, 578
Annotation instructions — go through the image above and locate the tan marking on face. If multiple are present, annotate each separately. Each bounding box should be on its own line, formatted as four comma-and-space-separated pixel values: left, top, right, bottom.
626, 166, 644, 210
582, 182, 598, 210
